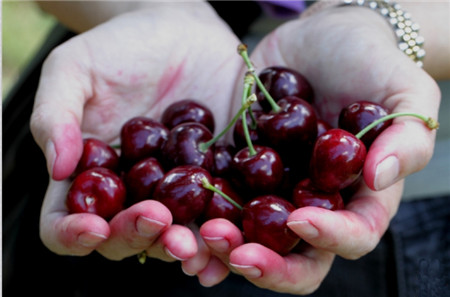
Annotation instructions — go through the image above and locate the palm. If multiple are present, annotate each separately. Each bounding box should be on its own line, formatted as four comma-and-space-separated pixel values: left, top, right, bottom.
250, 9, 435, 126
59, 4, 242, 144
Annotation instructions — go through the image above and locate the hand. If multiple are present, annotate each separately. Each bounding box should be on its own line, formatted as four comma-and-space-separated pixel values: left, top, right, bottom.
30, 2, 242, 276
202, 6, 440, 294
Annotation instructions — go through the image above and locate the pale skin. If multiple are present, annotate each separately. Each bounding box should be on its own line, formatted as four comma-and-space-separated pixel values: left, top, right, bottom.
31, 0, 449, 294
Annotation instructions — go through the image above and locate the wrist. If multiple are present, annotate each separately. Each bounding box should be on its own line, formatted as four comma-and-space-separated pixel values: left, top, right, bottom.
301, 0, 425, 68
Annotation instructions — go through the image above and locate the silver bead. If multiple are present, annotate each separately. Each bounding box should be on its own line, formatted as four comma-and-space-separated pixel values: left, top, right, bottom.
416, 49, 426, 59
415, 36, 425, 45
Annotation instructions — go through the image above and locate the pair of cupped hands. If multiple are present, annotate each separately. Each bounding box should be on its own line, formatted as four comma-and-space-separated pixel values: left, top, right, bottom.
30, 2, 439, 295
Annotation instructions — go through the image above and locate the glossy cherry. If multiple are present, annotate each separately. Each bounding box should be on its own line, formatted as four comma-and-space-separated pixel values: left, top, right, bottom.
292, 178, 344, 210
73, 138, 119, 176
233, 109, 263, 149
120, 116, 169, 164
200, 177, 243, 226
242, 195, 300, 256
66, 167, 126, 220
124, 157, 165, 205
339, 101, 392, 147
256, 66, 314, 112
231, 145, 284, 196
161, 122, 214, 171
212, 143, 236, 178
161, 99, 215, 133
257, 96, 318, 150
317, 119, 333, 137
309, 128, 367, 193
153, 165, 213, 224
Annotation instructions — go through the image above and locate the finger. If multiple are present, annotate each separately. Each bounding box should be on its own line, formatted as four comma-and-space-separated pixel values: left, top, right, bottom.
364, 94, 440, 191
182, 224, 230, 287
288, 181, 403, 259
40, 179, 110, 256
181, 224, 210, 276
95, 200, 172, 260
200, 218, 244, 264
196, 256, 230, 287
146, 224, 198, 262
229, 243, 334, 295
30, 43, 91, 180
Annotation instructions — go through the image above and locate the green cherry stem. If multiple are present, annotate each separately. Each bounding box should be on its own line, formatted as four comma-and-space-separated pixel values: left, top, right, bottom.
201, 177, 243, 211
237, 44, 281, 113
241, 73, 257, 156
198, 94, 257, 153
355, 112, 439, 140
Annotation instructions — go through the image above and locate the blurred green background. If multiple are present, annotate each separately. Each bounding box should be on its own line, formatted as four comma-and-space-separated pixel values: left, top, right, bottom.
2, 1, 56, 100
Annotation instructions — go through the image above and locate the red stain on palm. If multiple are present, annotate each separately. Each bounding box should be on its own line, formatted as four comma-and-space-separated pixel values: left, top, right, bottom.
155, 61, 186, 103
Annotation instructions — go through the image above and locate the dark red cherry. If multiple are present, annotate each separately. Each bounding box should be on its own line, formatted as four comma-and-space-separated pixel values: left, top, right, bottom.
338, 101, 392, 147
317, 119, 333, 137
212, 143, 236, 178
120, 117, 169, 164
161, 122, 214, 171
242, 195, 300, 256
233, 110, 263, 149
201, 177, 243, 226
124, 157, 165, 205
231, 145, 284, 196
66, 167, 126, 220
256, 66, 314, 112
73, 138, 119, 176
257, 96, 317, 150
292, 178, 344, 210
161, 99, 215, 133
309, 129, 367, 193
153, 165, 213, 224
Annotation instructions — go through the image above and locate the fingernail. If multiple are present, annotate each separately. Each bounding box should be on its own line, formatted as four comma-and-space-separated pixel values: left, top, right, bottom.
165, 247, 187, 261
374, 155, 399, 190
136, 216, 166, 237
287, 220, 319, 239
203, 236, 230, 253
78, 232, 107, 248
230, 264, 262, 278
45, 140, 56, 177
181, 266, 196, 277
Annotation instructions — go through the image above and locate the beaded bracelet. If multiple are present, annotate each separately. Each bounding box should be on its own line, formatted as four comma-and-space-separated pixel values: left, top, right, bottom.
301, 0, 425, 67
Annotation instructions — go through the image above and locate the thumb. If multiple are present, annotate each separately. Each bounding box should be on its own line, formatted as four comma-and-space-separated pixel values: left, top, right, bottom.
30, 44, 91, 180
364, 70, 441, 191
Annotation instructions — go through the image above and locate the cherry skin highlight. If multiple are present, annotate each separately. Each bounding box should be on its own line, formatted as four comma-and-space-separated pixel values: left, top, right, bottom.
153, 165, 213, 225
73, 138, 120, 176
242, 195, 300, 256
124, 157, 165, 205
120, 116, 169, 165
66, 167, 126, 220
161, 122, 214, 172
309, 129, 367, 193
292, 178, 344, 210
339, 101, 392, 148
231, 145, 284, 196
256, 66, 314, 112
161, 99, 215, 133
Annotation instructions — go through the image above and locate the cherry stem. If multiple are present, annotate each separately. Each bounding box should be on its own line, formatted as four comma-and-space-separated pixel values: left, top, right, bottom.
237, 44, 281, 113
201, 177, 243, 211
241, 73, 257, 156
198, 94, 256, 153
137, 251, 147, 264
355, 112, 439, 140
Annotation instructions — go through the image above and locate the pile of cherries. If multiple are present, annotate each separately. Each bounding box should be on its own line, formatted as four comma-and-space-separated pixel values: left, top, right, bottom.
66, 45, 436, 256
